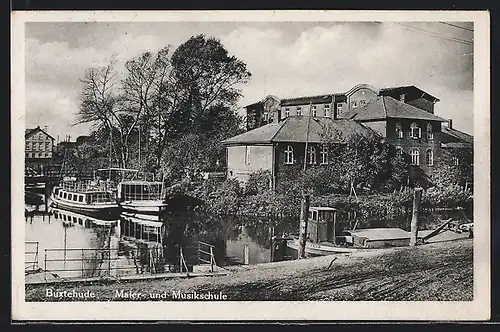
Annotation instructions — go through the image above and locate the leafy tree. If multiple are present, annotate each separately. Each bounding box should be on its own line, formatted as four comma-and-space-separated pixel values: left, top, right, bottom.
431, 148, 473, 188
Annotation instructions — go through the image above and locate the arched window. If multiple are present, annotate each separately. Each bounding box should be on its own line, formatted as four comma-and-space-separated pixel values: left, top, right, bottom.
308, 146, 317, 164
410, 122, 421, 139
426, 123, 434, 140
395, 122, 403, 138
396, 146, 404, 157
426, 149, 434, 166
320, 145, 329, 164
410, 149, 420, 166
285, 145, 294, 164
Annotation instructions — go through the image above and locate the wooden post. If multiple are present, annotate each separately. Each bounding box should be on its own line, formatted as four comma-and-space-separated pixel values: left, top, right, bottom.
410, 188, 423, 246
270, 224, 275, 262
297, 194, 310, 259
243, 244, 249, 265
210, 246, 215, 271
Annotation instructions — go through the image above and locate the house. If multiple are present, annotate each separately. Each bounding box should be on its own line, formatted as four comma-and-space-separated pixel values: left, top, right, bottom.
221, 116, 376, 185
238, 84, 473, 186
25, 126, 55, 172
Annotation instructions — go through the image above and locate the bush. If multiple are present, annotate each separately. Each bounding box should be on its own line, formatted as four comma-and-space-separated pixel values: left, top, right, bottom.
245, 170, 272, 195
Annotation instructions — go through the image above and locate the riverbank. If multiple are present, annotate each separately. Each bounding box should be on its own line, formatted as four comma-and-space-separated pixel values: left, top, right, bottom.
25, 238, 473, 301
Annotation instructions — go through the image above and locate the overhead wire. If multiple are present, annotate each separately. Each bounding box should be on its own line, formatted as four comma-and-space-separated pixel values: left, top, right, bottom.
392, 22, 473, 46
438, 21, 474, 32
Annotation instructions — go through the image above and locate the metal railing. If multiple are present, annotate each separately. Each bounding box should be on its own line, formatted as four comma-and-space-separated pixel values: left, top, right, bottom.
198, 241, 217, 272
42, 246, 167, 280
38, 243, 214, 281
122, 192, 163, 201
61, 179, 116, 193
25, 241, 39, 271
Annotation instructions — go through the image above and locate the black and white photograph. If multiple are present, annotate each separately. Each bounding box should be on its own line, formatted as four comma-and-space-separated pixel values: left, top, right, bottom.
11, 10, 490, 321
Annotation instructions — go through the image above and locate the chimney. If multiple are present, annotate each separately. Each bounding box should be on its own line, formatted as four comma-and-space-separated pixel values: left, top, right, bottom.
448, 119, 453, 129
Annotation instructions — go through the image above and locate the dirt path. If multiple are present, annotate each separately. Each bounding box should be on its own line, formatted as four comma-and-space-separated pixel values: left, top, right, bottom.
25, 239, 473, 301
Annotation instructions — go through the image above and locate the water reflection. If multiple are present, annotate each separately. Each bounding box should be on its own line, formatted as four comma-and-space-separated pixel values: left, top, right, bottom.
26, 201, 474, 278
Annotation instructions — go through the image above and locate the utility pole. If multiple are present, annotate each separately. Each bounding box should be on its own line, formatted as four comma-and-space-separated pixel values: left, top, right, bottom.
410, 187, 423, 246
298, 101, 313, 259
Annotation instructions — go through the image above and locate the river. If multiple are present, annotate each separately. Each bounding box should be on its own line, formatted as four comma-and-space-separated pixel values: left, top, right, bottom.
24, 200, 473, 279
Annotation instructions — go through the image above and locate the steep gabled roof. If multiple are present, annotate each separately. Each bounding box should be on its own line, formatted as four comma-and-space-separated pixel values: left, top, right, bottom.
25, 126, 55, 140
342, 96, 446, 122
222, 116, 377, 145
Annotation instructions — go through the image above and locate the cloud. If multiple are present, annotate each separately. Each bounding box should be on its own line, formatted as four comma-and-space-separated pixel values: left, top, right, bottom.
221, 23, 473, 133
25, 22, 474, 137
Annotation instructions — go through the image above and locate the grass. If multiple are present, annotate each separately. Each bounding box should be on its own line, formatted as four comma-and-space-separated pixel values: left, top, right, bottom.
25, 239, 473, 301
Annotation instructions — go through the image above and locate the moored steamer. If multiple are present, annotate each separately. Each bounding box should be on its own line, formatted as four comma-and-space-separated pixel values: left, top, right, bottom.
50, 178, 119, 217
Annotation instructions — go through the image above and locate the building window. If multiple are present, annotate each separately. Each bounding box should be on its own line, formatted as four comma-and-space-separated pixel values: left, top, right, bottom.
244, 146, 251, 165
28, 153, 32, 158
426, 123, 433, 140
324, 104, 330, 117
320, 145, 328, 164
297, 107, 302, 116
395, 122, 403, 138
452, 156, 459, 166
410, 149, 420, 166
426, 149, 434, 166
336, 103, 343, 117
284, 108, 290, 118
400, 94, 406, 102
410, 122, 421, 139
25, 142, 30, 150
264, 112, 269, 122
396, 146, 404, 157
311, 105, 317, 117
285, 145, 294, 164
308, 146, 317, 164
352, 101, 358, 109
39, 133, 43, 139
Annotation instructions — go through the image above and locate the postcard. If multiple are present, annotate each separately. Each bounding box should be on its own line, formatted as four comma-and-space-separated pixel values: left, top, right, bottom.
12, 10, 490, 321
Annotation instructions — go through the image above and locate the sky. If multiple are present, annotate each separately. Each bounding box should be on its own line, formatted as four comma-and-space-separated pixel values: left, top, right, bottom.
24, 21, 474, 141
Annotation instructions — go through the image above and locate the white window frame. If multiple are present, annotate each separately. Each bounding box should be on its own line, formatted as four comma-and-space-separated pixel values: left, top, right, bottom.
320, 145, 329, 165
396, 146, 404, 157
311, 105, 317, 117
452, 156, 459, 166
285, 145, 294, 164
324, 104, 330, 117
297, 107, 302, 116
308, 146, 317, 165
410, 122, 421, 139
264, 112, 269, 122
395, 122, 404, 138
244, 146, 250, 165
284, 108, 290, 118
410, 149, 420, 166
426, 123, 434, 140
426, 149, 434, 166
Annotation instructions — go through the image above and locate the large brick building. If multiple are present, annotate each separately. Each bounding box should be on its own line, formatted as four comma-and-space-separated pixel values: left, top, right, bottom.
224, 84, 473, 187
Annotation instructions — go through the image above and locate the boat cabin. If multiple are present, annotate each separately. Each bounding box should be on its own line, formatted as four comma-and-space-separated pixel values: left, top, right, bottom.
118, 181, 165, 202
307, 207, 337, 243
53, 186, 115, 204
